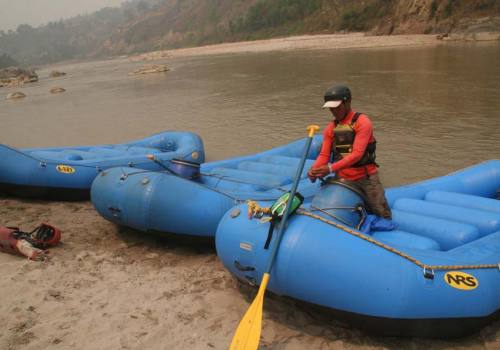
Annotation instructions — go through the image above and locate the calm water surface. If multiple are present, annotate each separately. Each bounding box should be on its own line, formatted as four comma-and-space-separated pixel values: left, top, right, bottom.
1, 42, 499, 187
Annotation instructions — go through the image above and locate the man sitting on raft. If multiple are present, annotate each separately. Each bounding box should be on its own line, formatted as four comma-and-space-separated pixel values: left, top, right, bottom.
307, 84, 392, 220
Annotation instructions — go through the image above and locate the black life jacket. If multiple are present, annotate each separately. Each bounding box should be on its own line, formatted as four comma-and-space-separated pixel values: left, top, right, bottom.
330, 112, 377, 167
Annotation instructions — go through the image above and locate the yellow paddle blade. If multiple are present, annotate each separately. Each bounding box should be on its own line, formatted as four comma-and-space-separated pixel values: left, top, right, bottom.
230, 274, 270, 350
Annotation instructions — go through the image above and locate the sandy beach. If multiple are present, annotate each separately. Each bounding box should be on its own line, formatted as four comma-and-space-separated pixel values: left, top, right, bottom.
1, 33, 499, 350
1, 198, 498, 350
129, 32, 500, 61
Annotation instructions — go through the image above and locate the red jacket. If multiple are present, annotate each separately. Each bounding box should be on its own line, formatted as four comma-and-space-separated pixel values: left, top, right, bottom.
313, 110, 378, 181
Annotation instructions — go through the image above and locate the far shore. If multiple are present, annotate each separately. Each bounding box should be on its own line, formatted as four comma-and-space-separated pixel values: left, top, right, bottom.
129, 31, 500, 61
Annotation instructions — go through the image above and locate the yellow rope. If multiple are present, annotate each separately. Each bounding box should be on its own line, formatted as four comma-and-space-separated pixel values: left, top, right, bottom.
246, 200, 271, 218
297, 210, 499, 272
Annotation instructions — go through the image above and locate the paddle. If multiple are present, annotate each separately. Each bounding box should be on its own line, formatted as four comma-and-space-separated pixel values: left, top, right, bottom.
230, 124, 320, 350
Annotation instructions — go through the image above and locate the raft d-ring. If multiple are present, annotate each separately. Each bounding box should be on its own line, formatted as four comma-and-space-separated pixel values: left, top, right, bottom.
244, 275, 257, 286
423, 266, 435, 280
39, 162, 47, 168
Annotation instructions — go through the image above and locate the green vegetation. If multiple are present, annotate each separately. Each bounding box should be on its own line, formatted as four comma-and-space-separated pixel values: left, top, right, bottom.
444, 0, 454, 18
429, 0, 438, 19
339, 0, 392, 31
232, 0, 322, 33
475, 0, 498, 10
0, 53, 18, 69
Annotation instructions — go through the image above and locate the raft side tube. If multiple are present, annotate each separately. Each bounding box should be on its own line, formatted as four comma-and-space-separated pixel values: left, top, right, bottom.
372, 231, 441, 250
237, 160, 312, 179
216, 203, 500, 328
425, 190, 500, 214
392, 209, 480, 251
386, 160, 500, 206
91, 167, 236, 236
0, 143, 100, 197
208, 168, 290, 189
201, 136, 322, 172
147, 174, 236, 236
394, 199, 500, 236
0, 131, 205, 199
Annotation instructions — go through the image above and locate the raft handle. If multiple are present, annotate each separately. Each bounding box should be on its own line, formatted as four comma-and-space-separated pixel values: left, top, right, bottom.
244, 275, 257, 286
423, 266, 434, 280
234, 260, 255, 272
108, 207, 121, 216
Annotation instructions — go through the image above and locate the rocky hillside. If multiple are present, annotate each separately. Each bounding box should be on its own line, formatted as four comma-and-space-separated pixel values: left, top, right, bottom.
102, 0, 500, 55
1, 0, 499, 66
372, 0, 500, 34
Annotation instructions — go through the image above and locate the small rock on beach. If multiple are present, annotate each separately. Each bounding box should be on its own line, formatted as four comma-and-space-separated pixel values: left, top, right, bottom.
6, 91, 26, 99
129, 64, 169, 76
49, 70, 67, 78
50, 87, 66, 94
0, 67, 38, 87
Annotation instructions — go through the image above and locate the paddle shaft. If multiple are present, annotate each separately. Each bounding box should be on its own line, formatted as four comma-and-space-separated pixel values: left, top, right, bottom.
229, 125, 319, 350
264, 127, 318, 273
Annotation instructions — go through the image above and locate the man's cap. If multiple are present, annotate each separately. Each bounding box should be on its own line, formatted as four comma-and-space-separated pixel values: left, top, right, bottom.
322, 100, 343, 108
323, 84, 351, 108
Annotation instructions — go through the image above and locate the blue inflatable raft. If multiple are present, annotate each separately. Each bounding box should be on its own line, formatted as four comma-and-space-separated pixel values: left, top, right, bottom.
216, 160, 500, 338
0, 131, 204, 199
91, 137, 323, 236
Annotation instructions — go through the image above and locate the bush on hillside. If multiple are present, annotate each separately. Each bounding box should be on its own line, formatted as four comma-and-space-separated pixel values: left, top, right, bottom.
0, 53, 18, 69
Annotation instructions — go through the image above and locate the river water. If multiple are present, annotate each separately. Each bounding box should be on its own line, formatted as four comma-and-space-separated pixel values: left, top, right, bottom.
1, 42, 499, 187
1, 42, 499, 348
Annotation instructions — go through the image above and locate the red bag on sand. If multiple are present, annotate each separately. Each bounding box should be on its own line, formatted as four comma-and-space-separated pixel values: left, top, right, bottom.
0, 224, 61, 260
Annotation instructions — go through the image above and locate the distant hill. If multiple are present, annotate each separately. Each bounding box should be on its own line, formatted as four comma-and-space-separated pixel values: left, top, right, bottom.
1, 0, 499, 66
0, 53, 18, 69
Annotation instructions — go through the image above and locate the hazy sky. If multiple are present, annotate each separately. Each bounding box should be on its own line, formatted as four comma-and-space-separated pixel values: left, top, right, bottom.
0, 0, 124, 32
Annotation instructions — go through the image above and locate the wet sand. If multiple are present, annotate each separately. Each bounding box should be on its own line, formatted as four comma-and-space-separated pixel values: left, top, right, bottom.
1, 33, 499, 349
